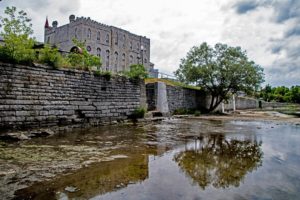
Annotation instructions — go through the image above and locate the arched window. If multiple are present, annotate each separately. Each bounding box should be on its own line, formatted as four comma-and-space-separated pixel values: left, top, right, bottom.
115, 32, 118, 45
130, 41, 132, 50
123, 35, 126, 48
105, 50, 110, 71
144, 58, 147, 64
86, 46, 91, 52
97, 31, 100, 41
122, 53, 126, 71
106, 34, 109, 44
129, 55, 133, 64
97, 48, 101, 57
114, 52, 119, 71
87, 28, 91, 39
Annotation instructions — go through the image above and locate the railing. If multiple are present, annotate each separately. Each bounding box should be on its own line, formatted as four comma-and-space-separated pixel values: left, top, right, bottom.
157, 72, 178, 81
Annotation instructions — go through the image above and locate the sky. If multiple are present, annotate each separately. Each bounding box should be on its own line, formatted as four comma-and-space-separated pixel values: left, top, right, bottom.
0, 0, 299, 87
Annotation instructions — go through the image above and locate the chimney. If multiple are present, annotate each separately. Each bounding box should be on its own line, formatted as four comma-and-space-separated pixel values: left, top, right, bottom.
52, 21, 58, 28
69, 15, 75, 23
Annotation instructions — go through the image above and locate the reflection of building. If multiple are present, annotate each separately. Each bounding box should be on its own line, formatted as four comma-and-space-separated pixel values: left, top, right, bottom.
14, 154, 149, 199
44, 15, 155, 73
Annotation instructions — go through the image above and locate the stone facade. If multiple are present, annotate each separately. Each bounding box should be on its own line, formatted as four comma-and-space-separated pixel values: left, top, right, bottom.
0, 62, 144, 130
44, 15, 153, 73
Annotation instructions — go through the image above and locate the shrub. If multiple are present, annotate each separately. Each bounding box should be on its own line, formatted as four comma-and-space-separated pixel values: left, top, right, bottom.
173, 108, 196, 115
131, 107, 146, 119
101, 71, 112, 80
67, 38, 101, 70
194, 110, 201, 116
124, 64, 148, 80
38, 44, 64, 68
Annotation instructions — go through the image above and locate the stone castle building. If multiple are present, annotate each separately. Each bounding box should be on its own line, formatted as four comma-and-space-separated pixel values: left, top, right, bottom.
44, 15, 155, 73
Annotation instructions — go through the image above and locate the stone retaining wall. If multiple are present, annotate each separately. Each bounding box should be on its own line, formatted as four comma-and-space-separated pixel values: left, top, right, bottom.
0, 62, 143, 130
166, 85, 200, 113
146, 82, 201, 113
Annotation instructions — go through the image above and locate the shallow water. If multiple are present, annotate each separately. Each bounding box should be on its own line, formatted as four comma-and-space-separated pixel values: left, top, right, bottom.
10, 119, 300, 200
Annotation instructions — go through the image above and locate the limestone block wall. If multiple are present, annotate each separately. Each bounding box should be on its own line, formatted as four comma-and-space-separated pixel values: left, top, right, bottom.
0, 62, 143, 130
166, 85, 200, 113
146, 82, 201, 113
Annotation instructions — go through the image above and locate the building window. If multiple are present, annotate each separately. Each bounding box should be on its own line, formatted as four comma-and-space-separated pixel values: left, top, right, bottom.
144, 58, 147, 64
114, 52, 119, 71
74, 28, 77, 39
130, 41, 132, 50
87, 28, 91, 39
123, 35, 126, 48
106, 34, 109, 44
137, 43, 140, 51
97, 48, 101, 57
129, 55, 133, 64
115, 32, 118, 45
106, 50, 110, 71
87, 46, 91, 52
47, 36, 50, 44
97, 31, 100, 41
122, 53, 126, 71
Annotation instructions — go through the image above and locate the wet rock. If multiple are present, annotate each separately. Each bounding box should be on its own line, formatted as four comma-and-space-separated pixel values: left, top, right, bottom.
65, 186, 78, 193
0, 132, 29, 141
29, 129, 55, 138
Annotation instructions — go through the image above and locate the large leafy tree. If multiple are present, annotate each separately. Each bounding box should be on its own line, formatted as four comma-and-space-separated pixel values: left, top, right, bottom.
0, 6, 35, 63
175, 42, 264, 112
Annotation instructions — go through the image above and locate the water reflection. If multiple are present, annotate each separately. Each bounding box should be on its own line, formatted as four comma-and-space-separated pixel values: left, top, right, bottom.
174, 134, 263, 189
14, 154, 149, 200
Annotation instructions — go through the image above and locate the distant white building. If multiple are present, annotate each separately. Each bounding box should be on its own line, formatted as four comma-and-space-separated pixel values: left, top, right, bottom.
44, 15, 156, 73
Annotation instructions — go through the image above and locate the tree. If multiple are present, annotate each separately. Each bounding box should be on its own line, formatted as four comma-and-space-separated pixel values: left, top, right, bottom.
175, 43, 264, 112
67, 38, 101, 70
0, 6, 35, 63
124, 64, 148, 79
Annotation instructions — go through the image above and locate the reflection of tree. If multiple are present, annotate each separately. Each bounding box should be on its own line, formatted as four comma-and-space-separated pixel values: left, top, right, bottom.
174, 134, 263, 189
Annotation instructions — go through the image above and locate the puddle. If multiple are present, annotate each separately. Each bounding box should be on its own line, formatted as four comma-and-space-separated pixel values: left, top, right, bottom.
1, 119, 300, 200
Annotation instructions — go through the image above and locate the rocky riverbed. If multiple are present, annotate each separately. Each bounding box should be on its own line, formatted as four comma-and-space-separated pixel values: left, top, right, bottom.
0, 111, 300, 200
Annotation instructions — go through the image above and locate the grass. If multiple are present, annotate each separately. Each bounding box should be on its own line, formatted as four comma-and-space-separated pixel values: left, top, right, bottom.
145, 78, 201, 90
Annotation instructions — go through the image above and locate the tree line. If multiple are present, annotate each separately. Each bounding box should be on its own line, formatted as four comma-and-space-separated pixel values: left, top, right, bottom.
258, 85, 300, 103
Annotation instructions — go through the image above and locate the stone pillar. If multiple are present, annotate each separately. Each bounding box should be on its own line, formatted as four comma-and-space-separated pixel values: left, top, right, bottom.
233, 94, 236, 112
221, 102, 225, 113
156, 82, 169, 114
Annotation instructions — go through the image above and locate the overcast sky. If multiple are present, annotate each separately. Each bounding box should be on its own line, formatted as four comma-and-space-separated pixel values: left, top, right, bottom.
1, 0, 299, 86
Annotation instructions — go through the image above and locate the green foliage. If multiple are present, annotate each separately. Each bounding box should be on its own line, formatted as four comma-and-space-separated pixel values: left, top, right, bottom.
131, 107, 146, 119
0, 6, 35, 64
67, 38, 101, 70
93, 70, 112, 80
124, 64, 148, 80
259, 85, 300, 103
194, 110, 201, 116
175, 42, 264, 112
37, 44, 64, 68
173, 108, 195, 115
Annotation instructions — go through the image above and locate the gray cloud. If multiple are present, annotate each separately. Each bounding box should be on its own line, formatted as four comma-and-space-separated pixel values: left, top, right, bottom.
233, 1, 259, 14
285, 24, 300, 37
233, 0, 300, 23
